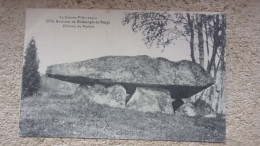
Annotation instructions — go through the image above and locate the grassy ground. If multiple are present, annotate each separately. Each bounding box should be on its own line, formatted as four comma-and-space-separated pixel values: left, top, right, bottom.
19, 91, 225, 142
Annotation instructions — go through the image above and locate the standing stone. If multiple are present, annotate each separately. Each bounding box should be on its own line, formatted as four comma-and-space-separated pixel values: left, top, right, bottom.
75, 84, 127, 108
126, 87, 173, 114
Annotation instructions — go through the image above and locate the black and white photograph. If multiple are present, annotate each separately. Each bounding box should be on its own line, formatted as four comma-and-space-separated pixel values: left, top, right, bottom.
19, 8, 226, 142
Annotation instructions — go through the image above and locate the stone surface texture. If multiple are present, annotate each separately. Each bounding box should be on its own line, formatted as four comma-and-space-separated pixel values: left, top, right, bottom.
0, 0, 259, 145
177, 99, 214, 117
75, 84, 127, 108
126, 87, 173, 114
46, 55, 213, 87
74, 85, 174, 114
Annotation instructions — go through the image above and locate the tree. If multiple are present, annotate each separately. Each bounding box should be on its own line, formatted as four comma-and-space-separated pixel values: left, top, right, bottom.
122, 12, 182, 48
207, 14, 226, 73
122, 12, 197, 63
122, 12, 226, 115
185, 13, 196, 63
196, 14, 204, 67
22, 38, 41, 98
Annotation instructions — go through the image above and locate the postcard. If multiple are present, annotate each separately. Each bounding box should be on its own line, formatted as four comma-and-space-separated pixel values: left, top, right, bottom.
20, 8, 226, 142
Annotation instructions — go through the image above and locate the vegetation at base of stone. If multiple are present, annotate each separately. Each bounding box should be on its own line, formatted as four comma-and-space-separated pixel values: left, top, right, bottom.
19, 89, 225, 142
19, 76, 225, 141
22, 38, 41, 98
122, 12, 226, 115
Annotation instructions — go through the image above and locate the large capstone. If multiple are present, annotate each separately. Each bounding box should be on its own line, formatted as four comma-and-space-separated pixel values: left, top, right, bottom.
47, 55, 213, 86
46, 56, 213, 97
46, 55, 214, 111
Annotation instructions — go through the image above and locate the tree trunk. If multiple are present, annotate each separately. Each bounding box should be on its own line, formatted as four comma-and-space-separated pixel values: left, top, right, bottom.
207, 14, 220, 72
209, 14, 226, 114
220, 14, 226, 71
197, 15, 204, 68
204, 17, 210, 68
187, 13, 196, 63
216, 14, 226, 114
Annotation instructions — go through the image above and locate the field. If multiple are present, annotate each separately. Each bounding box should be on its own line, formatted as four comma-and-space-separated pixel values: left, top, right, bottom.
19, 84, 225, 142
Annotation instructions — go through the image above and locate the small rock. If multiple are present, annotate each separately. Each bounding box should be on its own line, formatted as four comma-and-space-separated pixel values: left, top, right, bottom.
194, 98, 214, 116
176, 102, 196, 117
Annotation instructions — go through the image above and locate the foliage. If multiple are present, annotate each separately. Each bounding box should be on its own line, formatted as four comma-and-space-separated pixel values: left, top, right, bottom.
122, 12, 182, 48
122, 12, 226, 72
122, 12, 226, 114
22, 38, 41, 98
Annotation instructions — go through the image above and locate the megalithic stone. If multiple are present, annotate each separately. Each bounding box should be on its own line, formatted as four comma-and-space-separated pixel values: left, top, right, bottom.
46, 55, 214, 111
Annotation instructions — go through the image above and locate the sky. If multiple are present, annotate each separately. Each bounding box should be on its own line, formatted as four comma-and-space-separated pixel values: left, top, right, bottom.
24, 9, 191, 73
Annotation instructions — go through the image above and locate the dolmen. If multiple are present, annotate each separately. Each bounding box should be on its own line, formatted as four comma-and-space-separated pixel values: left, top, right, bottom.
46, 55, 214, 112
